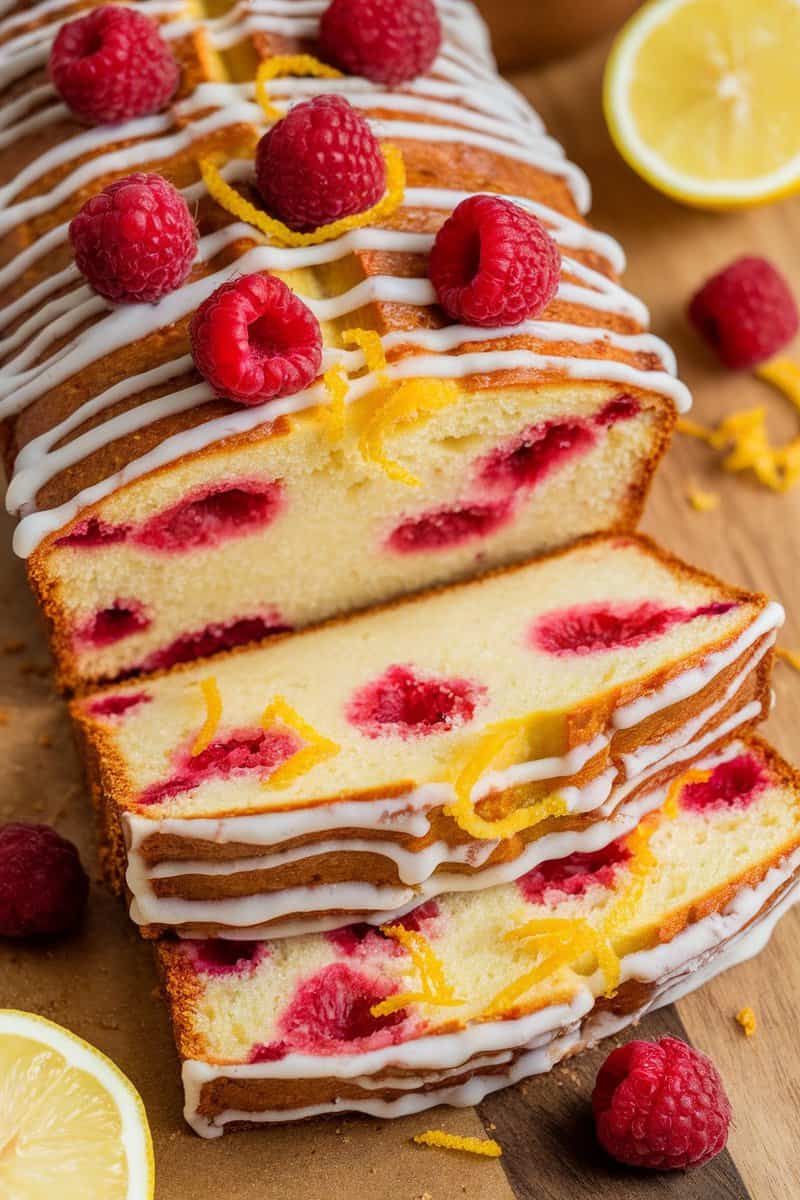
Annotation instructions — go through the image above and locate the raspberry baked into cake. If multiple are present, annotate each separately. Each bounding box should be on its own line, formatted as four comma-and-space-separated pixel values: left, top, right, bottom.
157, 737, 800, 1134
71, 535, 781, 938
0, 0, 689, 690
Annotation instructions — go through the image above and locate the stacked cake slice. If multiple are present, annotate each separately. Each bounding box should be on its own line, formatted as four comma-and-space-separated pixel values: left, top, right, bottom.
71, 535, 780, 939
160, 735, 800, 1135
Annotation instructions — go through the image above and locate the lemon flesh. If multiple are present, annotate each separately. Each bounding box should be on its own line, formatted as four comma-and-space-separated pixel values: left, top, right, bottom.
0, 1013, 153, 1200
605, 0, 800, 206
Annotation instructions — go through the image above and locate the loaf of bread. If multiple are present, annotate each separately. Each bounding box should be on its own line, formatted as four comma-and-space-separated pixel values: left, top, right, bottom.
70, 535, 781, 937
0, 0, 689, 690
156, 735, 800, 1135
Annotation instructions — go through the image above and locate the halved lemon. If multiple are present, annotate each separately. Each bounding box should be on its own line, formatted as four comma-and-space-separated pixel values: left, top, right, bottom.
0, 1010, 154, 1199
604, 0, 800, 208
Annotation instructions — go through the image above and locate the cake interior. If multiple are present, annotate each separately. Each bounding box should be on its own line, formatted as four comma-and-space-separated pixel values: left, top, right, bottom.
76, 535, 764, 821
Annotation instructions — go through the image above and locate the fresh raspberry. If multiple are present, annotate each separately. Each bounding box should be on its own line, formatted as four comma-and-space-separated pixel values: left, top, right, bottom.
69, 174, 197, 303
49, 5, 179, 125
0, 823, 89, 938
189, 274, 323, 405
255, 95, 385, 233
429, 195, 561, 327
688, 256, 799, 368
592, 1037, 731, 1170
319, 0, 441, 85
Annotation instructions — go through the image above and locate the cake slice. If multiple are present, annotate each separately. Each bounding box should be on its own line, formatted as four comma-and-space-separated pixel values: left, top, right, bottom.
1, 0, 687, 690
70, 535, 781, 937
157, 735, 800, 1135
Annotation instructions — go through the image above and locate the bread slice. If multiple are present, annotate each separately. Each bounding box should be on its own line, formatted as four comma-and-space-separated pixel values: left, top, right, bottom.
1, 1, 686, 690
156, 735, 800, 1135
69, 534, 781, 936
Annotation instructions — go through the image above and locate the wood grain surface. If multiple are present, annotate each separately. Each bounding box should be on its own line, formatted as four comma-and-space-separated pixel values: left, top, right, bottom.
1, 32, 799, 1200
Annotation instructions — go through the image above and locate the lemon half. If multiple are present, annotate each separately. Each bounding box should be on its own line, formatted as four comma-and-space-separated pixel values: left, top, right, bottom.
0, 1010, 154, 1200
604, 0, 800, 207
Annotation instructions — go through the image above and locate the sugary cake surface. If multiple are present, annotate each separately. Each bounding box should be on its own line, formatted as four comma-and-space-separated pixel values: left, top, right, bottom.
0, 0, 687, 688
74, 535, 770, 821
159, 737, 799, 1064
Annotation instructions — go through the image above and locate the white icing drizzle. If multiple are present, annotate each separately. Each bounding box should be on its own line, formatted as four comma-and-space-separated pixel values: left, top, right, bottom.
125, 727, 760, 936
0, 0, 692, 559
612, 602, 784, 730
127, 756, 688, 925
617, 630, 773, 776
181, 840, 800, 1134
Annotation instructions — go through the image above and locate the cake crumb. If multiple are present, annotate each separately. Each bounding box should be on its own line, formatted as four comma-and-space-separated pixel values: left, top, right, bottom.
37, 733, 53, 749
687, 485, 720, 512
413, 1130, 502, 1158
736, 1006, 757, 1037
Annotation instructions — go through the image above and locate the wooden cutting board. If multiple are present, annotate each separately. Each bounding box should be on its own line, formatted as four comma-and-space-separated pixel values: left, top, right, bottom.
2, 34, 800, 1200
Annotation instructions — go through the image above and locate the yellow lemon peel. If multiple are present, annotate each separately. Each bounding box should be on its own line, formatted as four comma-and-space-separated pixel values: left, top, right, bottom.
777, 646, 800, 672
600, 767, 708, 942
736, 1006, 757, 1037
484, 767, 709, 1016
497, 917, 620, 1012
677, 354, 800, 488
260, 695, 340, 788
371, 924, 463, 1017
413, 1130, 502, 1157
322, 363, 349, 439
443, 718, 568, 840
756, 356, 800, 414
342, 327, 388, 378
191, 677, 222, 757
200, 142, 405, 248
254, 54, 342, 122
359, 378, 459, 486
687, 485, 720, 512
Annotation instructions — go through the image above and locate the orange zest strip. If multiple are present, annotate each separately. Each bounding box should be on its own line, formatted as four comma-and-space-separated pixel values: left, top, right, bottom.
483, 950, 572, 1018
342, 327, 388, 378
358, 379, 459, 486
678, 354, 800, 491
776, 646, 800, 673
254, 54, 342, 122
600, 766, 709, 945
485, 765, 713, 1016
443, 718, 568, 840
260, 695, 340, 789
322, 363, 349, 439
371, 924, 463, 1017
200, 142, 405, 249
676, 416, 715, 443
191, 677, 222, 757
505, 917, 619, 998
687, 485, 720, 512
756, 356, 800, 415
413, 1130, 502, 1157
736, 1005, 757, 1037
